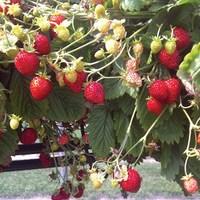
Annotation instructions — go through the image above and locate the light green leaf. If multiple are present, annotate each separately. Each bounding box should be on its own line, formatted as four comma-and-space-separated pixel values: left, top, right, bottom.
87, 106, 115, 157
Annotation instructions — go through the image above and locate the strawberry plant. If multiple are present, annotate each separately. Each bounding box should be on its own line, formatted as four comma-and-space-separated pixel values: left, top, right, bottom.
0, 0, 200, 198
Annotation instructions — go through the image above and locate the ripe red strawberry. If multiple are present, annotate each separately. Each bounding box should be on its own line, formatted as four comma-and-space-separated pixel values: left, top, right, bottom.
197, 133, 200, 145
82, 133, 89, 144
84, 82, 105, 104
183, 177, 199, 194
164, 78, 181, 104
76, 169, 87, 181
10, 0, 21, 4
39, 152, 52, 168
58, 133, 70, 145
159, 49, 181, 70
148, 80, 169, 102
73, 184, 84, 198
146, 98, 164, 116
120, 168, 142, 193
34, 33, 51, 55
173, 27, 191, 50
19, 128, 37, 145
30, 76, 53, 101
92, 0, 104, 4
15, 51, 39, 76
49, 14, 65, 39
64, 71, 87, 93
49, 14, 65, 28
0, 5, 3, 12
58, 187, 70, 200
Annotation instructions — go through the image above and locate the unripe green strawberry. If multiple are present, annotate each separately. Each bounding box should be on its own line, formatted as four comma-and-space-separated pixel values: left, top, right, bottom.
11, 25, 25, 40
36, 17, 50, 32
95, 4, 105, 18
95, 18, 110, 33
105, 39, 120, 54
8, 4, 22, 17
73, 28, 84, 41
55, 25, 70, 42
61, 2, 70, 10
72, 58, 85, 72
94, 48, 105, 59
79, 154, 87, 163
32, 7, 40, 16
164, 38, 176, 54
112, 0, 120, 8
64, 68, 78, 83
113, 25, 126, 40
9, 114, 21, 130
133, 41, 143, 58
150, 37, 162, 54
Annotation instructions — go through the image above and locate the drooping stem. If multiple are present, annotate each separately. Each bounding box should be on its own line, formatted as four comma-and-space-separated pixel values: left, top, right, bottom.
121, 107, 166, 160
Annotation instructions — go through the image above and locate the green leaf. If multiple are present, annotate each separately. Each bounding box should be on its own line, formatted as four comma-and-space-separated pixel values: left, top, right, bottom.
113, 111, 144, 156
125, 87, 138, 98
188, 158, 200, 179
47, 87, 85, 122
87, 106, 115, 157
153, 109, 185, 144
160, 144, 183, 180
8, 72, 48, 119
116, 94, 135, 116
0, 130, 18, 165
103, 79, 127, 100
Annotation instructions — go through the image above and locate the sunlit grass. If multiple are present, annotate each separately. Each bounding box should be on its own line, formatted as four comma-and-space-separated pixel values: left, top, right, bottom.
0, 161, 199, 199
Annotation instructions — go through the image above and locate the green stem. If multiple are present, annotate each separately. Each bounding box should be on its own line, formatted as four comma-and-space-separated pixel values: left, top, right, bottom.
122, 107, 166, 160
85, 54, 112, 66
87, 43, 126, 81
61, 27, 93, 51
67, 38, 98, 54
116, 105, 137, 160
